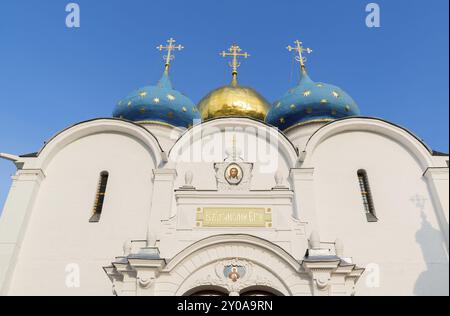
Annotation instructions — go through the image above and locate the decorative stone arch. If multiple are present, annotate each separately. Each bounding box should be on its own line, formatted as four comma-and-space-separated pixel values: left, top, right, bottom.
31, 118, 165, 170
105, 234, 365, 296
302, 117, 435, 171
164, 234, 304, 296
168, 117, 300, 168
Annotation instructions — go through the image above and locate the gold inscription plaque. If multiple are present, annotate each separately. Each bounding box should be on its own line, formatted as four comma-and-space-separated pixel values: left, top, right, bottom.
196, 207, 272, 228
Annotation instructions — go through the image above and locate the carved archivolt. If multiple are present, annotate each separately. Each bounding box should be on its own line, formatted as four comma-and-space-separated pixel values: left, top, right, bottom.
171, 240, 297, 296
188, 259, 281, 295
104, 235, 364, 296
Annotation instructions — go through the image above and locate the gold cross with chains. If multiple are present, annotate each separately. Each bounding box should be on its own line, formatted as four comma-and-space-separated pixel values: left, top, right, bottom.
157, 38, 184, 72
220, 44, 250, 85
287, 40, 313, 70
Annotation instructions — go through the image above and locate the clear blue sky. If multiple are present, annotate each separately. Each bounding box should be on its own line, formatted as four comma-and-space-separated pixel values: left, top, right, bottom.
0, 0, 448, 212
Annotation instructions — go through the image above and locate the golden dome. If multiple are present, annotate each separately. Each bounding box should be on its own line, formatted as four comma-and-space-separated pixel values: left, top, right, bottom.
197, 82, 271, 121
199, 43, 271, 121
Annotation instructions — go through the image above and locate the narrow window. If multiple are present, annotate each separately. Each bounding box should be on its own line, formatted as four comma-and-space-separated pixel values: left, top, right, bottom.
90, 171, 109, 223
357, 170, 378, 222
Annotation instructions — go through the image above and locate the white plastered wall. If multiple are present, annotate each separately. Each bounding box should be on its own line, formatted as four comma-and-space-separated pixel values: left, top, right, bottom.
159, 118, 305, 260
1, 117, 448, 296
169, 119, 298, 193
298, 118, 449, 296
2, 120, 162, 296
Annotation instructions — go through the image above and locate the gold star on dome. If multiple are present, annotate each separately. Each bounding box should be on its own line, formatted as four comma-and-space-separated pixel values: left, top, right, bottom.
279, 117, 285, 124
345, 105, 351, 112
182, 107, 187, 112
139, 91, 148, 98
332, 91, 340, 98
275, 102, 282, 108
290, 104, 296, 110
305, 107, 313, 114
316, 83, 323, 88
128, 101, 132, 107
153, 98, 160, 104
140, 107, 146, 114
167, 94, 176, 101
320, 99, 328, 104
303, 90, 311, 97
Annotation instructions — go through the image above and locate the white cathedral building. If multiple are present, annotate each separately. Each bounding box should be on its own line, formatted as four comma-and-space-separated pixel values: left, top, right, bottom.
0, 39, 448, 296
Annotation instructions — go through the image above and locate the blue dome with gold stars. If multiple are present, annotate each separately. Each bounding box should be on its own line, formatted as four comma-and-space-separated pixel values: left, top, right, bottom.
266, 68, 360, 131
113, 70, 200, 129
266, 40, 360, 131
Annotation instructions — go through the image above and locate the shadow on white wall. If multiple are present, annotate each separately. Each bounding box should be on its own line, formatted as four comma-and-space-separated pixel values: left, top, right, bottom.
414, 211, 449, 296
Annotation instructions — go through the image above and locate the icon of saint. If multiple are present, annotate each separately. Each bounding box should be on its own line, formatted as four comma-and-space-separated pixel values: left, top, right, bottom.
227, 166, 242, 185
228, 266, 240, 282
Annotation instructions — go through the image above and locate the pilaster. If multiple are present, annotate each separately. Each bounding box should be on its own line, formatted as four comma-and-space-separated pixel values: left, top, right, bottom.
423, 167, 449, 250
0, 169, 45, 295
290, 168, 317, 229
147, 168, 177, 243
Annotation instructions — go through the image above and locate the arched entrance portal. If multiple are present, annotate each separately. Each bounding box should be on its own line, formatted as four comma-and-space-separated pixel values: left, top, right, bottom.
167, 235, 306, 296
186, 285, 283, 297
186, 286, 230, 296
104, 234, 365, 296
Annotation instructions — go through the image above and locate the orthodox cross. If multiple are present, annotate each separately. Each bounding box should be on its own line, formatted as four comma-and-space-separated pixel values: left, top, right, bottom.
157, 38, 184, 72
287, 40, 313, 71
220, 44, 250, 85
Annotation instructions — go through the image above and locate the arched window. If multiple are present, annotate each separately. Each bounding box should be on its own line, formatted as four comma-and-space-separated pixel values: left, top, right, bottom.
357, 170, 378, 222
89, 171, 109, 223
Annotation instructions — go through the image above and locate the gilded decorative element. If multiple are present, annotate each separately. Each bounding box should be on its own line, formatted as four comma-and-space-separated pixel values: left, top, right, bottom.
196, 207, 272, 228
157, 37, 184, 73
197, 43, 270, 121
220, 44, 250, 85
287, 40, 313, 72
197, 85, 270, 121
